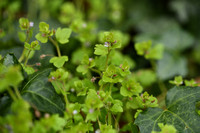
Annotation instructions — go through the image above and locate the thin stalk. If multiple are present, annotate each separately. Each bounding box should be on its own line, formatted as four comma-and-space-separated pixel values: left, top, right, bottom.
112, 114, 119, 131
19, 30, 31, 62
97, 116, 102, 130
104, 48, 111, 71
90, 68, 102, 77
108, 111, 112, 125
14, 87, 22, 99
49, 37, 61, 57
8, 88, 17, 101
18, 49, 26, 62
109, 83, 113, 95
24, 50, 31, 66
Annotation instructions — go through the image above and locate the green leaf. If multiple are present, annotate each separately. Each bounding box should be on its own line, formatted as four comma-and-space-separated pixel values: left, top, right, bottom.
35, 33, 48, 43
135, 86, 200, 133
120, 79, 143, 97
76, 65, 88, 75
135, 40, 152, 55
152, 123, 177, 133
85, 89, 103, 109
55, 27, 72, 44
3, 53, 21, 67
135, 70, 157, 87
110, 100, 123, 113
157, 52, 187, 80
19, 18, 29, 30
169, 76, 183, 86
2, 100, 32, 133
145, 44, 164, 60
184, 79, 198, 87
21, 64, 35, 75
100, 124, 116, 133
18, 31, 26, 42
0, 65, 24, 92
39, 22, 49, 33
21, 68, 65, 115
49, 56, 68, 68
94, 44, 108, 55
50, 68, 68, 81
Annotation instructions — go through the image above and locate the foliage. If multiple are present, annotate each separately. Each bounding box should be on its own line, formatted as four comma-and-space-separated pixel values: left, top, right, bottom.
0, 0, 200, 133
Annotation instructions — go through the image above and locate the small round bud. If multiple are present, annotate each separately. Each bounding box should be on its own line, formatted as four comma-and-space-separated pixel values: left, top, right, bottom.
95, 129, 101, 133
73, 110, 78, 115
40, 54, 46, 59
71, 88, 75, 92
36, 62, 41, 66
29, 22, 34, 27
91, 77, 96, 82
89, 108, 94, 113
44, 113, 50, 118
35, 110, 41, 118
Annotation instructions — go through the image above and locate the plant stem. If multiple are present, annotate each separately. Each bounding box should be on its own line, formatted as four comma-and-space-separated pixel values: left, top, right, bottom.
24, 50, 31, 66
49, 37, 61, 57
8, 88, 17, 101
109, 83, 113, 95
97, 115, 102, 130
19, 30, 30, 62
90, 68, 102, 77
108, 111, 112, 125
112, 114, 119, 131
14, 87, 22, 99
19, 49, 26, 62
104, 48, 111, 71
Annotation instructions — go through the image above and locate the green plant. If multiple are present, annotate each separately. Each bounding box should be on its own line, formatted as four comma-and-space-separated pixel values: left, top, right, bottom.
1, 0, 200, 133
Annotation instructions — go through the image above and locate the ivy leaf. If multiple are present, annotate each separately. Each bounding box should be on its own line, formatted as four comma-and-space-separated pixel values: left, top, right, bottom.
157, 52, 187, 80
110, 100, 123, 113
21, 64, 35, 75
85, 89, 103, 109
169, 75, 183, 86
35, 33, 48, 43
18, 31, 26, 42
120, 80, 143, 97
76, 65, 88, 75
49, 56, 68, 68
19, 18, 29, 30
145, 44, 164, 60
0, 65, 24, 93
21, 68, 65, 115
135, 70, 156, 87
94, 44, 108, 55
24, 41, 40, 51
39, 22, 49, 33
135, 40, 152, 55
135, 86, 200, 133
55, 27, 72, 44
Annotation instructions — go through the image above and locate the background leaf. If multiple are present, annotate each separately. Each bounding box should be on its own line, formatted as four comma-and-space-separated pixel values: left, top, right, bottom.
21, 68, 65, 115
135, 86, 200, 133
156, 52, 187, 80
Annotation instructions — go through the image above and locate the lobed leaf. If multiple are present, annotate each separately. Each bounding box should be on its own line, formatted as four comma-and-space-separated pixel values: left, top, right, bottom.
135, 86, 200, 133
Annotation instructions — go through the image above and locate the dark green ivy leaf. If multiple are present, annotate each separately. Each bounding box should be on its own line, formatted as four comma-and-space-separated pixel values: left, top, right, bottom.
21, 68, 65, 115
135, 86, 200, 133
